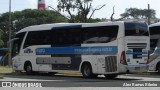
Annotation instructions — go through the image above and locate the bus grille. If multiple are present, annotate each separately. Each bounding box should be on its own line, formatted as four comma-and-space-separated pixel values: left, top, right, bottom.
105, 56, 117, 72
127, 43, 147, 49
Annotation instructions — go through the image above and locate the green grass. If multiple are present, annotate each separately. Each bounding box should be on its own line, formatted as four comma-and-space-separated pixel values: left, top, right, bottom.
0, 76, 3, 79
0, 66, 13, 74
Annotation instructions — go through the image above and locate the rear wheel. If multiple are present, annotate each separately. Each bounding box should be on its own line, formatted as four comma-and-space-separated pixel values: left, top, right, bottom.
81, 63, 94, 78
24, 62, 33, 75
157, 63, 160, 74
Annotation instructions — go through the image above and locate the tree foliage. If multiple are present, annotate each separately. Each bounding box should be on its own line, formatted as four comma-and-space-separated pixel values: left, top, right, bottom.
120, 8, 156, 19
57, 0, 105, 22
0, 9, 67, 47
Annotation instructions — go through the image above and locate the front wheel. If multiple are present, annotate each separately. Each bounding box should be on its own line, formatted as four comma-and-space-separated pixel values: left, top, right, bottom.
24, 63, 33, 75
81, 63, 94, 78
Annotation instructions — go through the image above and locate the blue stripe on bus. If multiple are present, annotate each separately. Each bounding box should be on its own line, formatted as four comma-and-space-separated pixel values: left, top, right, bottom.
36, 46, 118, 55
126, 52, 147, 54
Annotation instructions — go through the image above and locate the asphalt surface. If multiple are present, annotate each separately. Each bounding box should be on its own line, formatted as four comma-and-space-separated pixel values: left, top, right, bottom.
0, 72, 160, 90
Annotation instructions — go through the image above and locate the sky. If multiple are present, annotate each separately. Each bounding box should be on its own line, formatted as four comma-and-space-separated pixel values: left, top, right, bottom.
0, 0, 159, 19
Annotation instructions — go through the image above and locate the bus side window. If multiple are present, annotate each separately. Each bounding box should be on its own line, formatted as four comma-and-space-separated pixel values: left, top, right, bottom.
52, 28, 81, 46
52, 30, 67, 45
83, 26, 118, 44
23, 30, 51, 48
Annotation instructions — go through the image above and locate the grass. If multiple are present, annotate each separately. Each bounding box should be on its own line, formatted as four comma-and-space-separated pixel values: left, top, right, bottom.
0, 66, 13, 74
0, 66, 13, 79
0, 76, 3, 79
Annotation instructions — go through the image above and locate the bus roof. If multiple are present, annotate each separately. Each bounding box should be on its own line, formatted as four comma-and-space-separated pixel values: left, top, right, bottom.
149, 22, 160, 27
17, 23, 82, 34
16, 21, 126, 34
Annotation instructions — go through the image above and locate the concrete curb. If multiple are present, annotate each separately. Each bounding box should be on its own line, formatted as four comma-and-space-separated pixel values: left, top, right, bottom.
138, 72, 151, 75
58, 72, 82, 76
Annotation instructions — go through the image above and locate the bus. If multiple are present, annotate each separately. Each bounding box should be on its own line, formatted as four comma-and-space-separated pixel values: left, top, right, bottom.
12, 21, 150, 78
148, 22, 160, 73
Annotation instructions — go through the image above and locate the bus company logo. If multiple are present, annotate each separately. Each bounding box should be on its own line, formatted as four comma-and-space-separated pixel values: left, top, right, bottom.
2, 82, 11, 87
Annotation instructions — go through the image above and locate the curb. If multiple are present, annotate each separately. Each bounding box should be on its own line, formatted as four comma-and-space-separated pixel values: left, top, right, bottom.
58, 72, 82, 76
138, 72, 151, 75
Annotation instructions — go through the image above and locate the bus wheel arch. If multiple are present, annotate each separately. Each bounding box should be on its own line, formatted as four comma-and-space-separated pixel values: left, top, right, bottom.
81, 62, 96, 78
24, 61, 33, 75
156, 62, 160, 74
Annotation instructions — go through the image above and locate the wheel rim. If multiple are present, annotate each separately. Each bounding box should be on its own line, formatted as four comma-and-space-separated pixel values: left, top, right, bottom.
84, 66, 91, 76
26, 65, 31, 72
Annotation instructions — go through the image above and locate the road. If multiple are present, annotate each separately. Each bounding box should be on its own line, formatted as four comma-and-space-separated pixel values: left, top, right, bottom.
0, 72, 160, 90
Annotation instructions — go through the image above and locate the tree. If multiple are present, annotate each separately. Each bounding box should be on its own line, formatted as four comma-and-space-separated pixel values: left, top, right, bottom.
0, 9, 67, 47
57, 0, 105, 22
0, 29, 4, 47
14, 9, 67, 32
120, 8, 156, 19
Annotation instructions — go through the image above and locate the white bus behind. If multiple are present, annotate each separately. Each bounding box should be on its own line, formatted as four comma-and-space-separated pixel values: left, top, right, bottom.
148, 22, 160, 73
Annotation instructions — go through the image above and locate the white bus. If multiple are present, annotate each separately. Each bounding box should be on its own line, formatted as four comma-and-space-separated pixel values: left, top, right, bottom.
12, 21, 149, 78
148, 22, 160, 73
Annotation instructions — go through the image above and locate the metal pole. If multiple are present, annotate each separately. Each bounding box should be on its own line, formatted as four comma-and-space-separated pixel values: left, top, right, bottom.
8, 0, 12, 66
148, 4, 151, 25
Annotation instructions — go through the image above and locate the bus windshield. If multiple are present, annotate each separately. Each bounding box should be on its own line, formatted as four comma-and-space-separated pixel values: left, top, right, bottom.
125, 22, 149, 36
150, 26, 160, 52
12, 32, 25, 57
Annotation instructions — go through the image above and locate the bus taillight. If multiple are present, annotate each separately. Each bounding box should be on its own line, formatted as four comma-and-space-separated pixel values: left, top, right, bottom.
120, 51, 127, 65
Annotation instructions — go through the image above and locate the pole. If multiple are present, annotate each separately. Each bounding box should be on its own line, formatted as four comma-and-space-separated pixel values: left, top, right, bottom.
148, 4, 151, 25
8, 0, 12, 67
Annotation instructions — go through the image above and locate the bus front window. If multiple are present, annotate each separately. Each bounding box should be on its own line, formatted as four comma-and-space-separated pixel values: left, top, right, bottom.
12, 40, 19, 57
12, 32, 26, 57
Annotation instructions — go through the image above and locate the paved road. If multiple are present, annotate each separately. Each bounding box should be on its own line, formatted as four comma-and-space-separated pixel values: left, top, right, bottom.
0, 73, 160, 85
0, 72, 160, 90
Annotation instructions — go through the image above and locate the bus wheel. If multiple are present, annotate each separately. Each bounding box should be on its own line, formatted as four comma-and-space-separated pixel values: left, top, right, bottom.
24, 62, 33, 75
81, 63, 93, 78
104, 74, 117, 79
157, 63, 160, 74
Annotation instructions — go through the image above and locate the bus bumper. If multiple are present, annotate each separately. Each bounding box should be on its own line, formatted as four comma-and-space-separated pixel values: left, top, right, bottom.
125, 64, 149, 73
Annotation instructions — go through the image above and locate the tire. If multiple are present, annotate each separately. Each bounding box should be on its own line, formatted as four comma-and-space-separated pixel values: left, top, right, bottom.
81, 63, 94, 78
104, 74, 117, 79
24, 62, 33, 75
157, 63, 160, 74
